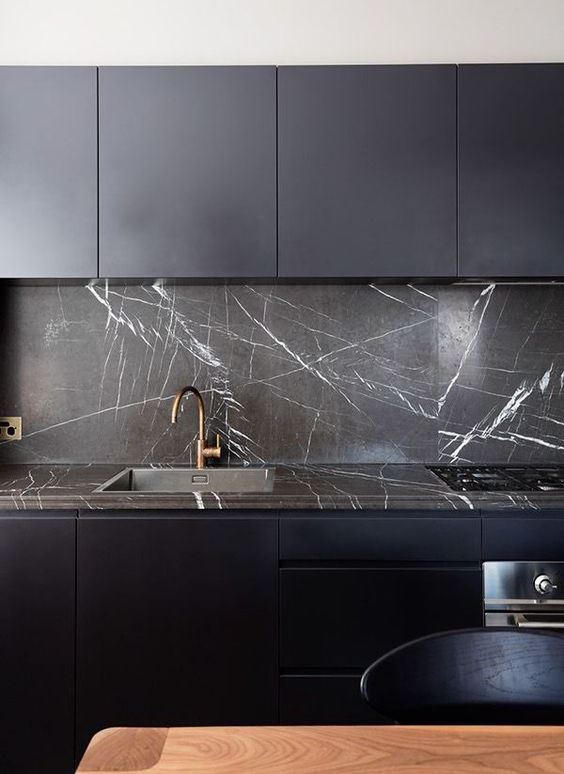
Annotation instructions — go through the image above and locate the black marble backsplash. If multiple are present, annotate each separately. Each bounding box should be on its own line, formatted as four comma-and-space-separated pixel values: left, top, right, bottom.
1, 282, 563, 465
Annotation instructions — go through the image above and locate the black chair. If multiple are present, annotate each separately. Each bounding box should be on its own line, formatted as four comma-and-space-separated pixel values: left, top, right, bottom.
361, 628, 564, 724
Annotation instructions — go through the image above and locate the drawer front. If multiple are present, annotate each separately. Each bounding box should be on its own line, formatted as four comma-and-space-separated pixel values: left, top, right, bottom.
280, 517, 480, 561
281, 568, 483, 668
484, 517, 564, 560
280, 675, 382, 724
0, 511, 76, 519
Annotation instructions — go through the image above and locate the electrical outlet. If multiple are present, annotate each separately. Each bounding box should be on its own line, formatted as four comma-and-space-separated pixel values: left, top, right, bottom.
0, 417, 22, 441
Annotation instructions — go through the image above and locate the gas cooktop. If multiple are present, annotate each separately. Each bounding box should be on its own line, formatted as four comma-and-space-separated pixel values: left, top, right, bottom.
427, 465, 564, 492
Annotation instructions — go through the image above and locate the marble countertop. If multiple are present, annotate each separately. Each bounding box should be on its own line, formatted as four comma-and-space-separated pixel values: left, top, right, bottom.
0, 463, 563, 512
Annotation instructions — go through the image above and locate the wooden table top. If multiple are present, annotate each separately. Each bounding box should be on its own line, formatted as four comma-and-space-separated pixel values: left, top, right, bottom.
77, 725, 564, 773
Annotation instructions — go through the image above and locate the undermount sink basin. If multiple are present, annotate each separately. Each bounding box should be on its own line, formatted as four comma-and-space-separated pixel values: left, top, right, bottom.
94, 466, 275, 494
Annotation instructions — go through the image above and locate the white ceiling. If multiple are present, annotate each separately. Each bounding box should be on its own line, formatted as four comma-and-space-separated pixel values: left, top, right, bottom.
1, 0, 564, 65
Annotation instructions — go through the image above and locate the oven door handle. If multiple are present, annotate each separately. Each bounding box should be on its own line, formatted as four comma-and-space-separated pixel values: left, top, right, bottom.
514, 614, 564, 629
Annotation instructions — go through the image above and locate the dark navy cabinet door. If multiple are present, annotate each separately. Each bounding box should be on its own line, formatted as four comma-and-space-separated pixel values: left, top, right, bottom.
459, 64, 564, 278
0, 67, 97, 278
278, 65, 457, 278
0, 515, 75, 774
99, 67, 276, 278
76, 516, 278, 759
281, 567, 483, 669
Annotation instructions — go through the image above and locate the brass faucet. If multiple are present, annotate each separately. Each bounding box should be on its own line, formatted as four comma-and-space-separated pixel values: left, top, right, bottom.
171, 386, 221, 469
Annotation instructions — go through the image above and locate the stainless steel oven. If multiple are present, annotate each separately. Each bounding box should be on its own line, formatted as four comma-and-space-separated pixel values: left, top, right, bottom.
484, 562, 564, 629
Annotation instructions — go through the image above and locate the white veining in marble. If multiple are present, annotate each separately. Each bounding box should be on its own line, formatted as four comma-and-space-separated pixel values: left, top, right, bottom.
2, 282, 564, 467
438, 284, 564, 463
0, 283, 437, 464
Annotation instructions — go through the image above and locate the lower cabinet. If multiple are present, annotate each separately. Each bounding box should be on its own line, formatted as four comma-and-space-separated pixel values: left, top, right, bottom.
483, 515, 564, 560
280, 675, 381, 724
281, 567, 483, 669
76, 515, 278, 760
0, 508, 484, 769
280, 567, 482, 723
279, 516, 483, 723
0, 514, 75, 774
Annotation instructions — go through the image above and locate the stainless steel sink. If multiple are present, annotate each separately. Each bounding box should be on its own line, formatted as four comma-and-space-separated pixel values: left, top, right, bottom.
94, 466, 275, 494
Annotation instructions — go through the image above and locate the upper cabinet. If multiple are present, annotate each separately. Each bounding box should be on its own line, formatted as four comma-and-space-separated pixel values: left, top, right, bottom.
277, 66, 457, 278
459, 64, 564, 278
4, 64, 564, 282
99, 67, 277, 279
0, 67, 97, 278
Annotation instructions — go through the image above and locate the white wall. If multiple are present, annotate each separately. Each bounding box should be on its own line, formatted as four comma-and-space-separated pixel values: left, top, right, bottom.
1, 0, 564, 64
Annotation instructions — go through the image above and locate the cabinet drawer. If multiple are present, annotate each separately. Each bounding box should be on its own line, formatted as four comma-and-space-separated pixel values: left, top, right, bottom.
280, 517, 480, 562
484, 516, 564, 560
281, 568, 482, 668
280, 675, 381, 724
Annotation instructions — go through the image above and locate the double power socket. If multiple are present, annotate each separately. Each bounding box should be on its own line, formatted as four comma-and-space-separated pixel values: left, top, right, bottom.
0, 417, 22, 441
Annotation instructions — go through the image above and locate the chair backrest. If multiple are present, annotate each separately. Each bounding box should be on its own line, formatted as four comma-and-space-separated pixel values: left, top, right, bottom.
361, 628, 564, 724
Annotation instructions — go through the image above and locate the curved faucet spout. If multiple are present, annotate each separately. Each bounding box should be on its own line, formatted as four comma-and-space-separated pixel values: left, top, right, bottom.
171, 385, 205, 440
171, 385, 221, 469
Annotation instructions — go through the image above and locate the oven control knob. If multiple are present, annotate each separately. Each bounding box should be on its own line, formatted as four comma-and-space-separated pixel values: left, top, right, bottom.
534, 574, 558, 595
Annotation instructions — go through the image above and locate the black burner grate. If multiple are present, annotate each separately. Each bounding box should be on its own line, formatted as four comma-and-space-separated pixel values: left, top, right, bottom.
427, 465, 564, 492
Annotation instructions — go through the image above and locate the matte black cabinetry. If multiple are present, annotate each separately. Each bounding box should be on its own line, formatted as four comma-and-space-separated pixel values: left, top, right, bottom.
279, 516, 482, 723
8, 506, 564, 765
280, 675, 379, 724
99, 67, 277, 278
3, 63, 564, 281
280, 515, 481, 561
0, 67, 97, 278
76, 515, 278, 758
281, 567, 483, 669
484, 514, 564, 560
459, 64, 564, 277
278, 66, 457, 278
0, 514, 75, 774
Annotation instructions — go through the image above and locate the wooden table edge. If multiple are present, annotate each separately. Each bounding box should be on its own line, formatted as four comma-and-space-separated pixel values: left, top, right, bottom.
77, 724, 564, 773
77, 727, 169, 772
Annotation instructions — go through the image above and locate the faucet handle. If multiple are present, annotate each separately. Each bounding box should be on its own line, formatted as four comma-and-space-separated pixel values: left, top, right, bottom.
213, 433, 222, 459
204, 433, 222, 461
